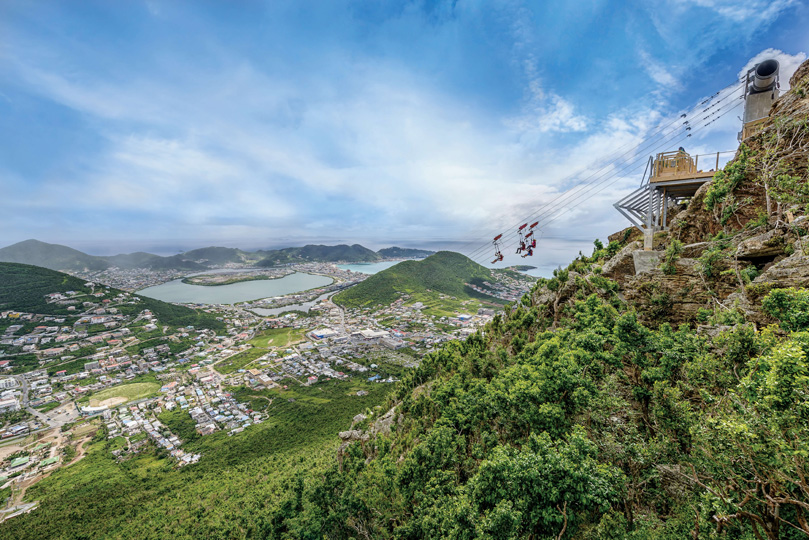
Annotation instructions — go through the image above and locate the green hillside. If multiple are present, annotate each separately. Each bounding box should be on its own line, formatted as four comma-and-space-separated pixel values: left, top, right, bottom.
257, 243, 381, 266
0, 380, 392, 540
105, 252, 206, 271
0, 239, 109, 272
377, 246, 435, 258
0, 262, 96, 315
0, 240, 207, 272
180, 246, 268, 265
333, 251, 498, 308
0, 262, 223, 330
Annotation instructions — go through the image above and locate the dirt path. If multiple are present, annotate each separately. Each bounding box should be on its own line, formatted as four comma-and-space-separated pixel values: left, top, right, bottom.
4, 434, 93, 511
68, 435, 93, 466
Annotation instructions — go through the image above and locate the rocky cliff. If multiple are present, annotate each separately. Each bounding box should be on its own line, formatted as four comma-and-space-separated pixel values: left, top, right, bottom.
532, 58, 809, 327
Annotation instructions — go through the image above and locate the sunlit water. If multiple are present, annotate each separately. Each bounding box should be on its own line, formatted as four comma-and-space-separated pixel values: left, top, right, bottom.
137, 272, 333, 304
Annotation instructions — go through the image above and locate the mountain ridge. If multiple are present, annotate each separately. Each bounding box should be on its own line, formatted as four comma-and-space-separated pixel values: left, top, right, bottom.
0, 239, 435, 272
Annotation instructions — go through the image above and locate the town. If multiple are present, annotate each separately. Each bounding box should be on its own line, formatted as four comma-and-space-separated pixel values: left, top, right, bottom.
0, 260, 535, 520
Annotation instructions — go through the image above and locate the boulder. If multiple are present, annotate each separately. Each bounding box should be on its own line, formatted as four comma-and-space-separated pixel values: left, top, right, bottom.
338, 430, 369, 442
369, 407, 396, 437
632, 250, 662, 274
601, 241, 641, 280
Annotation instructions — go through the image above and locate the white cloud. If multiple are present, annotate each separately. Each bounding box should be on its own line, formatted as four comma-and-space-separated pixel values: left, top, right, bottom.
677, 0, 797, 23
638, 49, 679, 88
738, 48, 807, 90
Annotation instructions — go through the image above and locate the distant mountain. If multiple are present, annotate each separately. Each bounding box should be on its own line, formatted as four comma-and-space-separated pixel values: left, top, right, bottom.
333, 251, 502, 308
0, 239, 436, 272
105, 252, 207, 271
377, 247, 435, 259
0, 240, 207, 272
181, 246, 267, 265
257, 244, 381, 266
0, 239, 109, 272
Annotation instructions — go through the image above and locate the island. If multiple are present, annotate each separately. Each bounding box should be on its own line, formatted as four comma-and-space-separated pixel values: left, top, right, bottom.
507, 265, 537, 272
181, 269, 292, 286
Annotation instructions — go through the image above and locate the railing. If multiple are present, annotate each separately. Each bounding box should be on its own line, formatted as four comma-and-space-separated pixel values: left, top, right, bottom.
650, 150, 736, 183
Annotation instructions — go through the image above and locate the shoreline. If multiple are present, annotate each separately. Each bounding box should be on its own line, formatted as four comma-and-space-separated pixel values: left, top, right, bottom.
180, 272, 290, 287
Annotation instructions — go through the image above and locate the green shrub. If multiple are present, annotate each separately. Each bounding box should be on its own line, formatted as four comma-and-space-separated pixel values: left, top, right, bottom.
762, 287, 809, 331
660, 239, 683, 275
704, 145, 750, 214
740, 265, 760, 284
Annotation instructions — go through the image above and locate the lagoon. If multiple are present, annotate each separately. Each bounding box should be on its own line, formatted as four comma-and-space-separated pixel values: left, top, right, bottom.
137, 272, 333, 304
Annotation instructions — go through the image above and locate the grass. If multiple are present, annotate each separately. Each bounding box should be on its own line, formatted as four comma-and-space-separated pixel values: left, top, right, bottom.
34, 401, 61, 413
87, 382, 160, 407
407, 291, 481, 318
108, 436, 128, 452
215, 348, 268, 374
247, 327, 305, 349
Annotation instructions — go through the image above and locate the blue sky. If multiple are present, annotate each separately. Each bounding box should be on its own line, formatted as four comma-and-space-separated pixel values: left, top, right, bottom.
1, 0, 807, 269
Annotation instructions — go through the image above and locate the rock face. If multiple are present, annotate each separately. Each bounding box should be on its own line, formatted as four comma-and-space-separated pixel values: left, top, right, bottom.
601, 241, 641, 280
681, 242, 711, 259
608, 226, 642, 245
369, 407, 396, 437
736, 229, 787, 259
337, 407, 399, 470
753, 246, 809, 290
623, 257, 739, 324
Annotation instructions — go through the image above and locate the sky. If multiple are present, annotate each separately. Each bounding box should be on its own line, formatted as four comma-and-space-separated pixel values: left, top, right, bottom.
1, 0, 808, 272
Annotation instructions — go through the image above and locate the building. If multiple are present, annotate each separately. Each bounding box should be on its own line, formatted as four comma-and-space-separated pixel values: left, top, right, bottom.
0, 397, 20, 413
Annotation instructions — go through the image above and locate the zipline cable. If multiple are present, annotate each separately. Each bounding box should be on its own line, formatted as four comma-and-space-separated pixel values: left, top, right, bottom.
465, 87, 744, 261
472, 99, 744, 262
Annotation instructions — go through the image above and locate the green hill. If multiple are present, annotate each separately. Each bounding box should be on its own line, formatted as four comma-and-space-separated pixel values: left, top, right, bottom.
333, 251, 499, 308
0, 262, 223, 330
180, 246, 268, 265
0, 239, 109, 272
257, 243, 381, 266
105, 252, 206, 271
376, 246, 435, 258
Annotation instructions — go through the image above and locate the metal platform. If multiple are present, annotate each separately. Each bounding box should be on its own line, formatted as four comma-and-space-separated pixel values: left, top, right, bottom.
614, 150, 733, 249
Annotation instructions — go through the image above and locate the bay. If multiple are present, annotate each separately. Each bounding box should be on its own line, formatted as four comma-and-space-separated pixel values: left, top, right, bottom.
137, 272, 333, 304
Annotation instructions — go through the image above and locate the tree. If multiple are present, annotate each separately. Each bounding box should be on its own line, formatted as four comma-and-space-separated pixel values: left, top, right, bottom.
687, 337, 809, 539
469, 427, 624, 539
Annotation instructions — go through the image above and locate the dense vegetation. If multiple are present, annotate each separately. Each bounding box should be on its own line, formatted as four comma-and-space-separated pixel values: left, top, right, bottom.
267, 287, 809, 539
0, 262, 223, 331
0, 380, 392, 539
0, 262, 96, 314
333, 251, 501, 308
